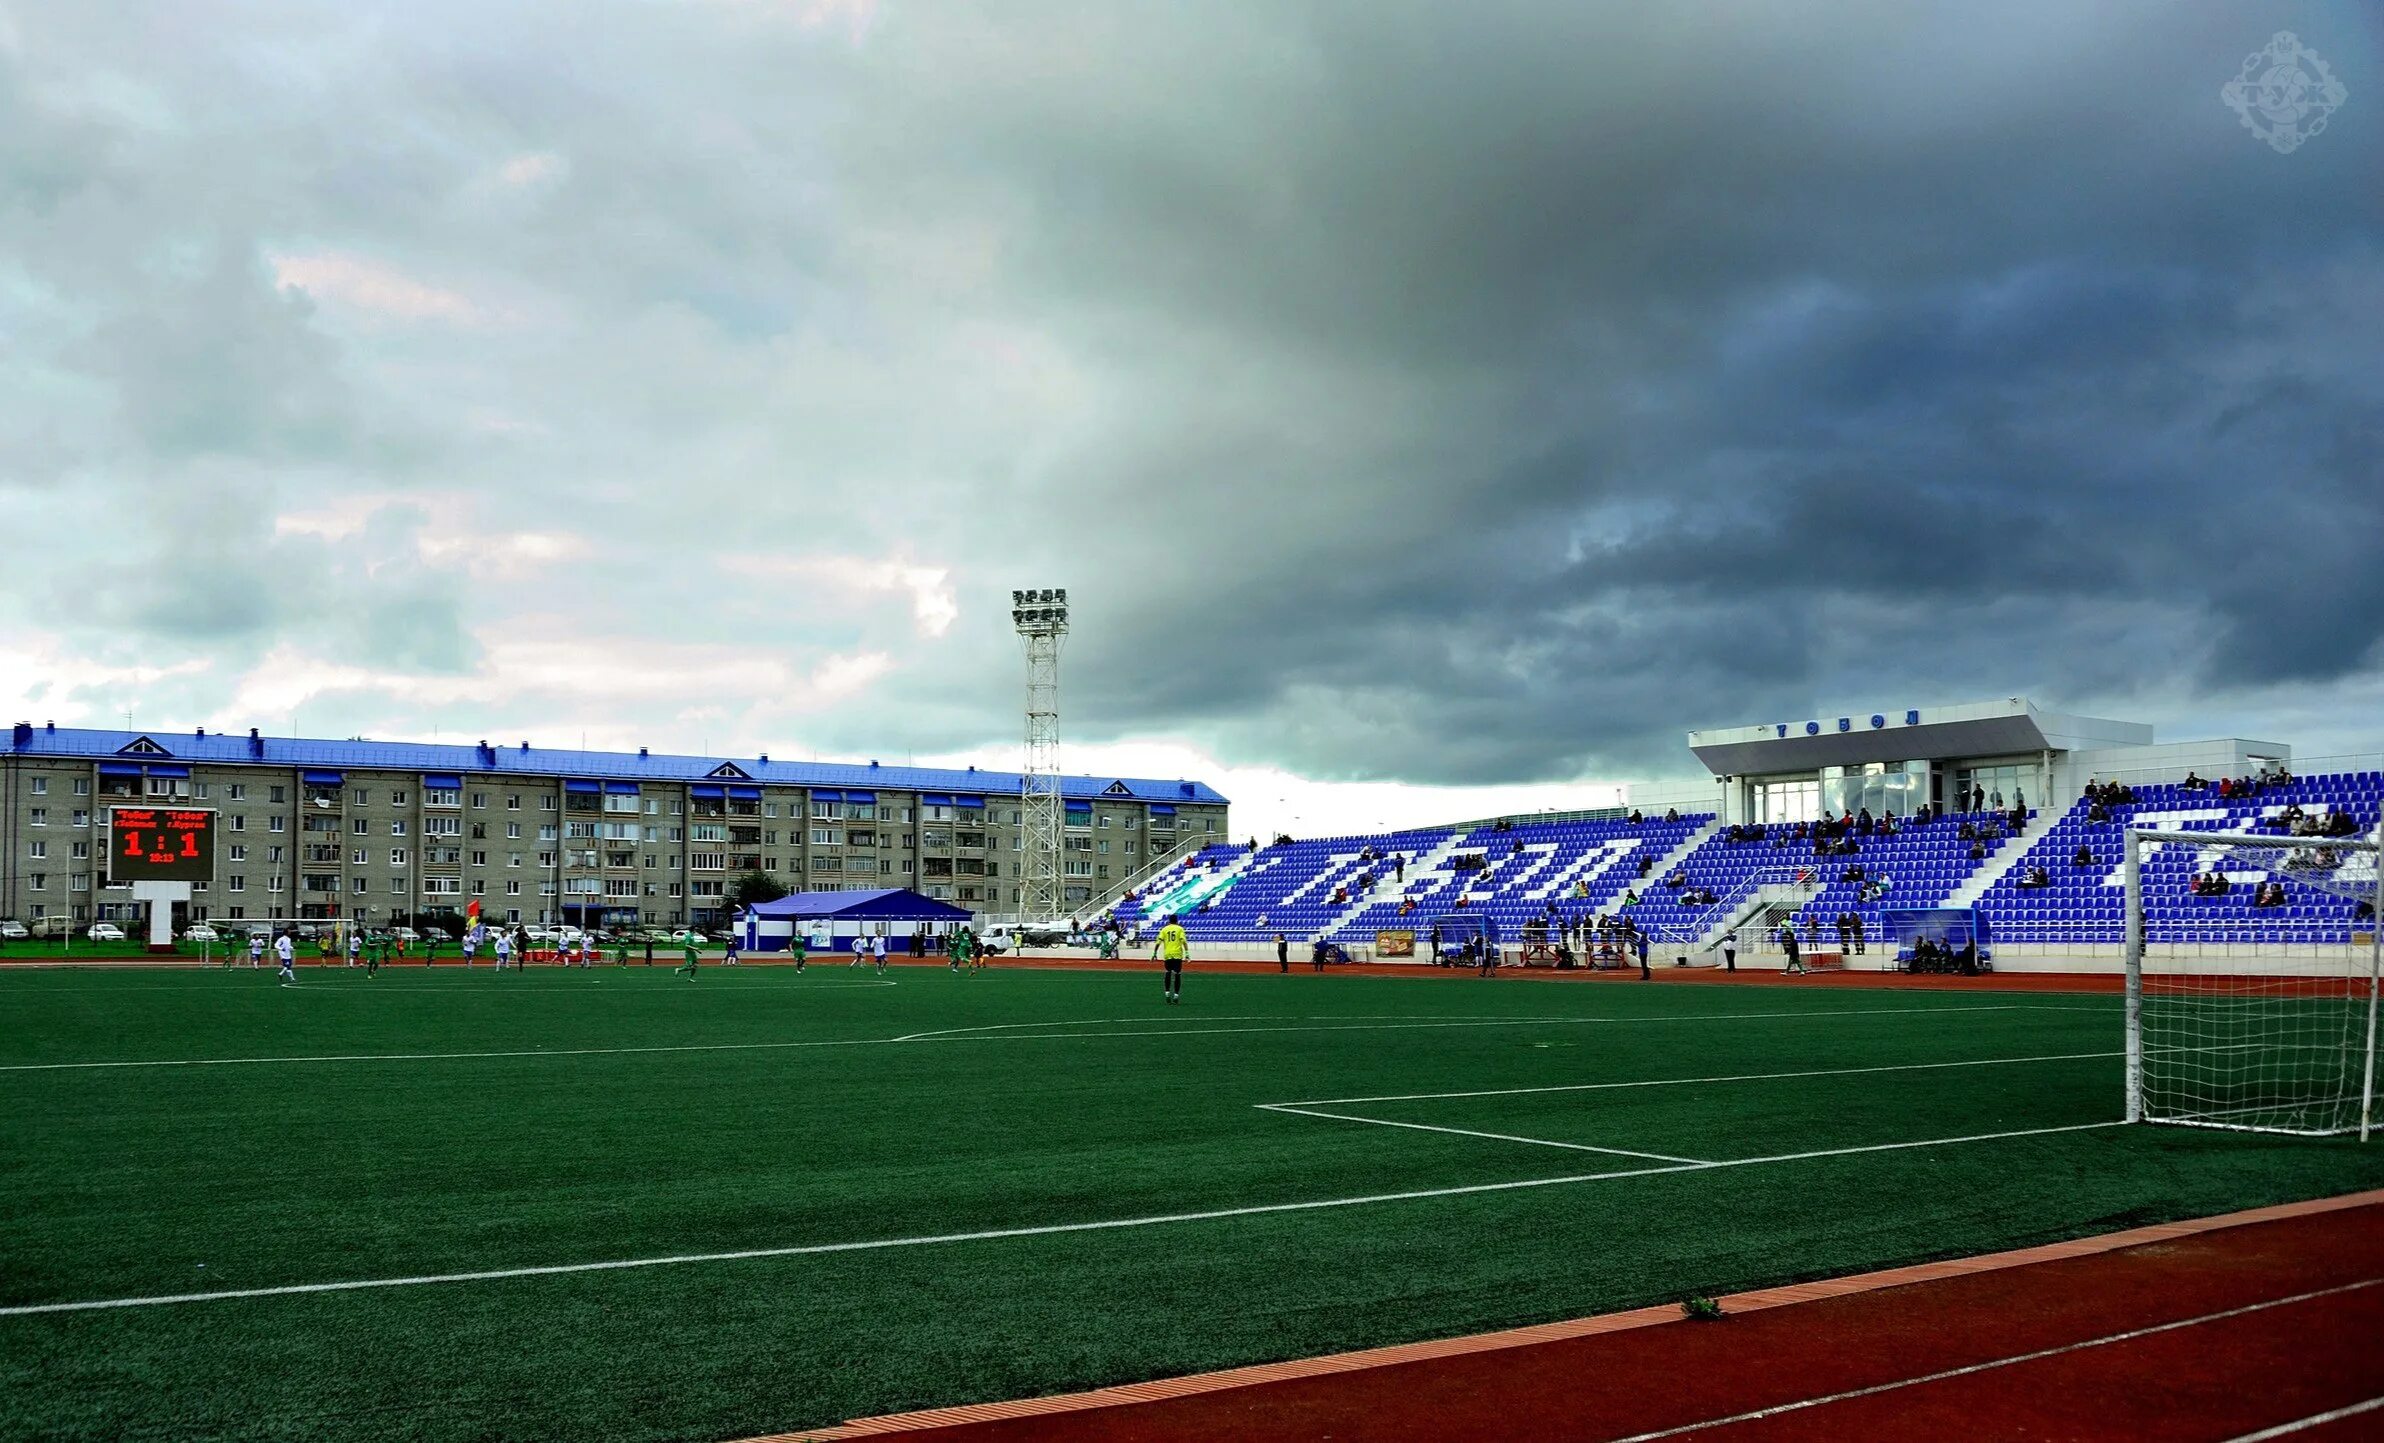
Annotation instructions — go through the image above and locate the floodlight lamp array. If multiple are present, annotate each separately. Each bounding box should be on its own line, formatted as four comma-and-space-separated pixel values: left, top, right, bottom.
1011, 587, 1069, 629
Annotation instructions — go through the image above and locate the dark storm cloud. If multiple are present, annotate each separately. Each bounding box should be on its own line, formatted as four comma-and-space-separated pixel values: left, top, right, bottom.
816, 1, 2383, 779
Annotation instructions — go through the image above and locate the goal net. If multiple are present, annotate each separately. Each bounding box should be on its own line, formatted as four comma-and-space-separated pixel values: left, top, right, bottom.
2124, 825, 2382, 1138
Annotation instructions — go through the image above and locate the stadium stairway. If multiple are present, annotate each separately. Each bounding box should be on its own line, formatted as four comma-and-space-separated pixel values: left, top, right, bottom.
1942, 804, 2065, 909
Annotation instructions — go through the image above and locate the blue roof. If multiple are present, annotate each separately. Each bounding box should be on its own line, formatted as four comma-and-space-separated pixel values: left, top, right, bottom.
745, 888, 974, 922
6, 725, 1230, 805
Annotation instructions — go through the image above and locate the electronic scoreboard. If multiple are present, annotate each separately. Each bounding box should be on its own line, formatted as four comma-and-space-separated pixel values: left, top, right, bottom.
108, 807, 217, 883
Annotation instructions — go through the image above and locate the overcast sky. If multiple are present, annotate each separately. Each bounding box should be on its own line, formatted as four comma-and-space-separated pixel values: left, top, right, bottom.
3, 2, 2379, 841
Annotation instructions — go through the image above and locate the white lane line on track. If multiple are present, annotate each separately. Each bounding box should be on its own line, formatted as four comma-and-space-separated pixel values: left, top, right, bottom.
1604, 1278, 2384, 1443
1253, 1103, 1710, 1164
0, 1120, 2123, 1318
2220, 1395, 2384, 1442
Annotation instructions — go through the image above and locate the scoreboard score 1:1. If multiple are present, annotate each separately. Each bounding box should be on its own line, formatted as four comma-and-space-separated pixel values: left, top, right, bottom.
109, 807, 216, 883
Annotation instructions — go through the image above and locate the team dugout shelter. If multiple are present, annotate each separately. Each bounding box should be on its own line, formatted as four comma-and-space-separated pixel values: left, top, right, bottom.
740, 888, 975, 956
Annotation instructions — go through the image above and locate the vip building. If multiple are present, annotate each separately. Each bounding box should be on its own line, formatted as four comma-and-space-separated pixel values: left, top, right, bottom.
0, 723, 1228, 931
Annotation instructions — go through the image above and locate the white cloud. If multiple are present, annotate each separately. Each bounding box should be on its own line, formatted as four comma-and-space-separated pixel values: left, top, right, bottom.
496, 150, 567, 187
268, 251, 494, 326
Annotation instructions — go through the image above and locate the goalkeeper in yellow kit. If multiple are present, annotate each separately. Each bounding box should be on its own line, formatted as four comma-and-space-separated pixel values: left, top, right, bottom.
1152, 915, 1188, 1006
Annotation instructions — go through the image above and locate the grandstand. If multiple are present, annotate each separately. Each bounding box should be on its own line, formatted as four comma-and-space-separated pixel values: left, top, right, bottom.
1097, 698, 2381, 965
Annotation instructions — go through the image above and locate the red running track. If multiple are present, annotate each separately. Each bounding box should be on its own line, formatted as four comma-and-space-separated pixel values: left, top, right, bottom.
768, 1193, 2384, 1442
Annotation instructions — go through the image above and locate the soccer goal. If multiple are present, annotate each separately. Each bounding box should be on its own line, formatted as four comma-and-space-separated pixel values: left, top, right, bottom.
2123, 825, 2382, 1139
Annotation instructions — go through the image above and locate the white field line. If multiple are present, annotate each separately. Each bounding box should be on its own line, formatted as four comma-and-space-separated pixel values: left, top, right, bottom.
888, 1013, 1580, 1042
1604, 1278, 2384, 1443
1275, 1048, 2130, 1108
0, 1003, 2090, 1074
0, 1119, 2123, 1319
1254, 1104, 1710, 1164
2221, 1395, 2384, 1443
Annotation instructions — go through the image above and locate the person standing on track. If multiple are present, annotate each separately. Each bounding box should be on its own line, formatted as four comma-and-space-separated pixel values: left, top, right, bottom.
1276, 932, 1289, 972
1780, 920, 1805, 975
1635, 927, 1652, 980
1153, 914, 1188, 1005
1721, 928, 1738, 973
273, 929, 296, 983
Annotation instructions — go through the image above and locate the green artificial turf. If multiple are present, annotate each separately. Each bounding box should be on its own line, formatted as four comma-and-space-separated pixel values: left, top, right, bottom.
3, 963, 2380, 1441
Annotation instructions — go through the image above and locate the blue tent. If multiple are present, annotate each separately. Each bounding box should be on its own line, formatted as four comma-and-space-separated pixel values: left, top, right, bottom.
740, 888, 974, 953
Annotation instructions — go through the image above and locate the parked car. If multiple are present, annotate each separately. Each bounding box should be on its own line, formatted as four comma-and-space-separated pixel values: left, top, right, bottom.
0, 920, 28, 940
391, 927, 421, 942
666, 929, 711, 946
87, 923, 127, 942
983, 923, 1067, 951
180, 924, 220, 942
29, 916, 75, 940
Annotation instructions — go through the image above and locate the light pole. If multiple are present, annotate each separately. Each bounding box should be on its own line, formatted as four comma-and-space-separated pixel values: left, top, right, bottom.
1012, 588, 1069, 924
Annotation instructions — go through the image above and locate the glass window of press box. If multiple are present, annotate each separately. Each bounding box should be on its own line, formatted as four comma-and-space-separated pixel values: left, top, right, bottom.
1822, 761, 1930, 819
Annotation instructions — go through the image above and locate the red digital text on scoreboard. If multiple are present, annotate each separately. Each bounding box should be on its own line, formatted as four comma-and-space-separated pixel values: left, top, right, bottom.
109, 807, 216, 883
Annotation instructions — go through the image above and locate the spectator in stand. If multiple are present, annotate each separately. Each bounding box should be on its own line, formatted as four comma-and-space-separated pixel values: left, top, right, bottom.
1664, 807, 1680, 822
2254, 881, 2287, 908
2183, 771, 2207, 791
2020, 865, 2050, 888
1968, 840, 1987, 862
1628, 810, 1644, 825
2074, 844, 2096, 868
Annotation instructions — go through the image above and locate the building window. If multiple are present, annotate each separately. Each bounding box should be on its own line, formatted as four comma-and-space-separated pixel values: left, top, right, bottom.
603, 793, 639, 814
391, 849, 408, 866
227, 875, 244, 893
352, 788, 371, 806
269, 786, 286, 804
269, 815, 286, 832
424, 816, 460, 837
506, 794, 521, 810
353, 818, 371, 835
391, 879, 405, 895
29, 777, 46, 795
506, 881, 521, 896
24, 841, 43, 859
28, 808, 44, 827
73, 779, 91, 796
506, 822, 521, 839
228, 784, 246, 801
72, 810, 89, 828
470, 792, 487, 809
424, 789, 457, 808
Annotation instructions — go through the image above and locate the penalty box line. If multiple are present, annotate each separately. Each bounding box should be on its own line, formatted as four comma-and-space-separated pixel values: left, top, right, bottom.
0, 1119, 2122, 1319
1255, 1049, 2130, 1165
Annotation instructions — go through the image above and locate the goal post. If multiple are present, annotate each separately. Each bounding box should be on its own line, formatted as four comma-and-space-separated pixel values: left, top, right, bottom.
2123, 824, 2383, 1139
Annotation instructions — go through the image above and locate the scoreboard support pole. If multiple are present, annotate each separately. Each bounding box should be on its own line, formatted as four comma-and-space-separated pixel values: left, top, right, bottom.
130, 881, 192, 955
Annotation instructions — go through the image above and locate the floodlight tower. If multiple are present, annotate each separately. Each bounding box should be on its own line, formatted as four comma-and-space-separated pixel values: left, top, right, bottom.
1012, 588, 1069, 923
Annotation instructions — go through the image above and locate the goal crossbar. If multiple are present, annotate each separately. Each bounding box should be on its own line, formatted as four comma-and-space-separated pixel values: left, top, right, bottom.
2123, 824, 2383, 1141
